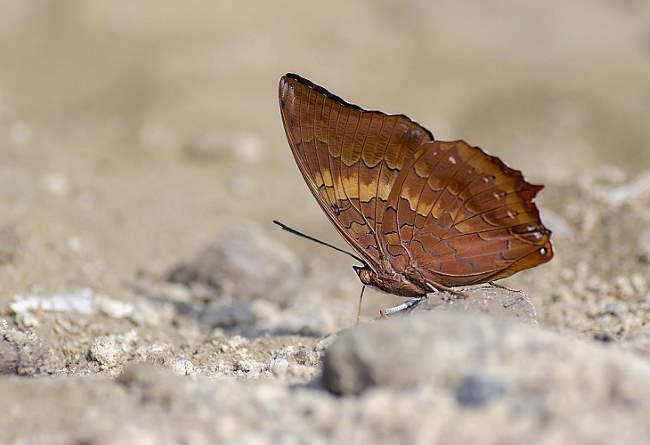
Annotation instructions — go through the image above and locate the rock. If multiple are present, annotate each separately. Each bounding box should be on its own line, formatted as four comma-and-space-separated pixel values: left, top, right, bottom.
0, 319, 62, 375
9, 289, 135, 326
169, 358, 197, 376
89, 330, 139, 370
200, 301, 256, 329
1, 353, 650, 444
166, 222, 303, 307
0, 337, 19, 373
269, 357, 289, 376
454, 374, 506, 407
322, 311, 650, 431
410, 285, 537, 324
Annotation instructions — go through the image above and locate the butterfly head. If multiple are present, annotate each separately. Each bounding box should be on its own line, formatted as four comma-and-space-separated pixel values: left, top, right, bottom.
353, 265, 375, 286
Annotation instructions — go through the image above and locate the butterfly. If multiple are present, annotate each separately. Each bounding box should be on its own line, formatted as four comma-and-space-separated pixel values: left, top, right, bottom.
276, 73, 553, 315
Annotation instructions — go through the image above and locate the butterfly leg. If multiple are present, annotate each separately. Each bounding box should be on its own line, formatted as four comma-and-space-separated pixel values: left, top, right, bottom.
488, 281, 522, 293
379, 297, 425, 317
426, 282, 468, 299
356, 285, 366, 325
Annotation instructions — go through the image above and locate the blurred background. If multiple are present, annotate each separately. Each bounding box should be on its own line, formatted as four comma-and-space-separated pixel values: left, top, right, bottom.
1, 0, 649, 330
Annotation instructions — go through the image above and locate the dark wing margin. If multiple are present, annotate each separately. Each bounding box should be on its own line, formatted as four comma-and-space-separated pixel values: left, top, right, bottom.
279, 73, 434, 271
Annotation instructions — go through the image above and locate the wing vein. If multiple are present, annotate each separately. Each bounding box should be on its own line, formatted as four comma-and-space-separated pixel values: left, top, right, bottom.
373, 118, 395, 258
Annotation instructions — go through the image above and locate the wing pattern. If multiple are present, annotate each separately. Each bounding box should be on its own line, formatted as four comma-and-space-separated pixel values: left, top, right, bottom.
279, 73, 433, 270
279, 73, 553, 292
381, 140, 552, 287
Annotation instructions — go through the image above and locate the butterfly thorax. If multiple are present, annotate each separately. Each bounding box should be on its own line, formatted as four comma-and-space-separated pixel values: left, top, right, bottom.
353, 265, 427, 298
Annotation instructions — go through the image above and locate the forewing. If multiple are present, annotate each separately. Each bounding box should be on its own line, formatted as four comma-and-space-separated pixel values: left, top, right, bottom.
381, 140, 553, 286
279, 74, 434, 270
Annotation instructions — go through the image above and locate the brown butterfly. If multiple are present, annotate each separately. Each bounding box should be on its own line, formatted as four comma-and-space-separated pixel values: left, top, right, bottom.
276, 73, 553, 315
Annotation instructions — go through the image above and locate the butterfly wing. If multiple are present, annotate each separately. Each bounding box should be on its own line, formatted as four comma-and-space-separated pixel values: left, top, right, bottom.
381, 140, 553, 287
279, 74, 434, 270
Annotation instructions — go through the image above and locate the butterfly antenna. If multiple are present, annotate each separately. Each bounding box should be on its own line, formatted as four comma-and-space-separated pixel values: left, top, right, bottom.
272, 220, 367, 266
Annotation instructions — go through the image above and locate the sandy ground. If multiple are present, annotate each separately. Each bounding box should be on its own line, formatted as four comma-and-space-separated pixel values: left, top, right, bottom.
1, 1, 649, 443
